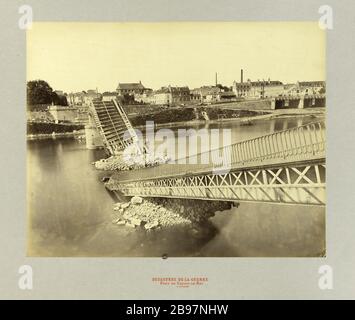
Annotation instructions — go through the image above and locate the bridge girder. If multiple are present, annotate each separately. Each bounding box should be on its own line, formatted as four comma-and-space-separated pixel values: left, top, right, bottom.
110, 161, 325, 206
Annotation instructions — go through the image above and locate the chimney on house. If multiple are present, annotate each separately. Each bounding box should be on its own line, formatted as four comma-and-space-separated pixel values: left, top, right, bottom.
241, 69, 244, 83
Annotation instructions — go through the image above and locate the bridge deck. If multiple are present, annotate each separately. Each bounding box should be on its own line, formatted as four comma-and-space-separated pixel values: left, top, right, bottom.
108, 121, 325, 206
112, 121, 325, 183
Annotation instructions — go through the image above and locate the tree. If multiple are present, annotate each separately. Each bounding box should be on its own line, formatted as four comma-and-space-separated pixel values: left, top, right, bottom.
122, 93, 135, 105
52, 93, 68, 106
27, 80, 54, 105
27, 80, 68, 106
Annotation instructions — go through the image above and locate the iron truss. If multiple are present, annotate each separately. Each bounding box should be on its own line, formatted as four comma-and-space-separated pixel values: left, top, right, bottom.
110, 160, 326, 206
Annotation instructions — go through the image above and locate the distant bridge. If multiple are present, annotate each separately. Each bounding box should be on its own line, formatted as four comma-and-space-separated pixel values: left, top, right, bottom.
90, 99, 326, 206
272, 94, 326, 110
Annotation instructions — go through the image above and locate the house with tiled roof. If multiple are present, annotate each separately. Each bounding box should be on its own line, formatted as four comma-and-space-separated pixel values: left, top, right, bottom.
285, 81, 326, 96
232, 79, 284, 99
116, 81, 146, 96
151, 86, 190, 106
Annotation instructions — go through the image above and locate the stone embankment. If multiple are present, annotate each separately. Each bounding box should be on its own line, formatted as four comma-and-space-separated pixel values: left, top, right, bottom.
111, 196, 233, 231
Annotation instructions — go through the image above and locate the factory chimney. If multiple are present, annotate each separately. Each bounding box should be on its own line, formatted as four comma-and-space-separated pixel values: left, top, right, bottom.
241, 69, 244, 83
215, 72, 218, 86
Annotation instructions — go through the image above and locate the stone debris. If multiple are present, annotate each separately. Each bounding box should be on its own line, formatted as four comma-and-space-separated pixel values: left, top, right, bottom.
131, 196, 143, 205
125, 222, 136, 228
111, 198, 192, 230
121, 202, 130, 209
144, 221, 159, 230
94, 154, 170, 171
113, 202, 130, 212
110, 197, 234, 231
130, 218, 142, 226
123, 212, 131, 220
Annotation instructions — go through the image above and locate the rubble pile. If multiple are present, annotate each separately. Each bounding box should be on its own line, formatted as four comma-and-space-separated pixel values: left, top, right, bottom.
147, 198, 233, 223
94, 154, 170, 171
111, 196, 191, 230
111, 196, 234, 231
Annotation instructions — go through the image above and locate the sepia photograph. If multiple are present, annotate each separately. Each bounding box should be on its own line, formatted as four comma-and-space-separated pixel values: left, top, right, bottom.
26, 21, 326, 257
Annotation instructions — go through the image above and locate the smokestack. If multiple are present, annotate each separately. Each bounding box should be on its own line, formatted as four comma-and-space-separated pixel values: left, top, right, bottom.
241, 69, 244, 83
215, 72, 218, 86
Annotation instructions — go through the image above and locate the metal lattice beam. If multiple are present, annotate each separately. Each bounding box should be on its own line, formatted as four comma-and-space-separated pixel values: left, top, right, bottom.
108, 161, 325, 206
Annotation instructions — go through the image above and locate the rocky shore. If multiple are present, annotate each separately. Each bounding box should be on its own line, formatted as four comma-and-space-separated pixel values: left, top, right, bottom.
111, 196, 234, 231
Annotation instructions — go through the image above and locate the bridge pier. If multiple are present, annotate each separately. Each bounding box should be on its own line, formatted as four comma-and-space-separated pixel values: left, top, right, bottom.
271, 98, 276, 110
85, 115, 104, 149
298, 96, 304, 109
85, 124, 104, 149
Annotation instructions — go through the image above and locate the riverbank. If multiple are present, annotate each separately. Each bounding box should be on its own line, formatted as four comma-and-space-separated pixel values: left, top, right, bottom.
27, 129, 85, 140
135, 107, 325, 130
130, 107, 264, 128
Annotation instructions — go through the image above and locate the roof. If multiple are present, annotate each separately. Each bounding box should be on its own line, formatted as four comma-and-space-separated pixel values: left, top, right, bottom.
169, 86, 190, 93
117, 83, 145, 90
219, 91, 236, 97
155, 86, 190, 94
234, 80, 283, 88
197, 86, 221, 95
102, 92, 117, 96
298, 81, 325, 87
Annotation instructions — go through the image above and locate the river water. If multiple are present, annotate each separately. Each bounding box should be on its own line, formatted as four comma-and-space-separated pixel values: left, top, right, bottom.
27, 116, 325, 257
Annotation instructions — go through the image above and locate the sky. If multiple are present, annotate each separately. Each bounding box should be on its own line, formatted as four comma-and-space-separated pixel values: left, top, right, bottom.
27, 22, 325, 93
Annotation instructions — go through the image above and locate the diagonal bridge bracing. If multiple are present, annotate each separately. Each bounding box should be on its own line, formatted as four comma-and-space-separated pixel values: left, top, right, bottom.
106, 121, 326, 206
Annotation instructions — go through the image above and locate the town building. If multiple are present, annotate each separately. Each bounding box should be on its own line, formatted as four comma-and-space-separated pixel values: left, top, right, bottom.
116, 81, 147, 96
232, 69, 284, 99
218, 91, 237, 102
199, 86, 221, 102
190, 90, 202, 104
233, 79, 284, 99
284, 81, 326, 96
297, 81, 325, 95
67, 92, 86, 106
82, 90, 101, 105
151, 88, 171, 105
134, 90, 154, 104
151, 86, 190, 106
191, 85, 235, 103
102, 92, 118, 102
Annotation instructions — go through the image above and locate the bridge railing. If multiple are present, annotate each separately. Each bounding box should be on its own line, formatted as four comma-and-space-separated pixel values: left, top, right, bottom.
175, 121, 325, 168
